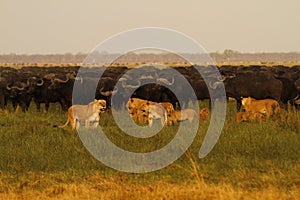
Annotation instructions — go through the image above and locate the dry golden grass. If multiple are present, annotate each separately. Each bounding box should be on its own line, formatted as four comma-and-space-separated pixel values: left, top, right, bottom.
0, 90, 299, 200
0, 174, 299, 200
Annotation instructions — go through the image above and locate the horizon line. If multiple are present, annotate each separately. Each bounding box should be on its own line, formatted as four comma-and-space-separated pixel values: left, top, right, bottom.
1, 51, 300, 55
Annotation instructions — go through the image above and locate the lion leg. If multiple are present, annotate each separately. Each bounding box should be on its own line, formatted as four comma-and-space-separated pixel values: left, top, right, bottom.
93, 116, 100, 128
92, 121, 99, 128
163, 111, 168, 126
69, 118, 76, 130
160, 117, 165, 127
148, 118, 153, 127
188, 117, 193, 123
74, 119, 81, 130
85, 119, 90, 128
70, 114, 76, 130
70, 120, 76, 130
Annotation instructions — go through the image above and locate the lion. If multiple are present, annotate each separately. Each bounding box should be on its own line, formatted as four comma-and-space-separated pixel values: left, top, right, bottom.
235, 111, 266, 123
145, 102, 175, 126
127, 98, 155, 125
134, 103, 151, 124
127, 98, 176, 126
158, 102, 176, 125
148, 104, 167, 127
173, 109, 198, 123
127, 98, 152, 124
126, 98, 148, 112
59, 99, 106, 130
242, 97, 280, 117
199, 108, 210, 122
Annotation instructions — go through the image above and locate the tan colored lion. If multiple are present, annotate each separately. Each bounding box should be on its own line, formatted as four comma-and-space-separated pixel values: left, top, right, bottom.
148, 104, 167, 127
242, 97, 280, 117
199, 108, 210, 122
235, 111, 266, 123
173, 109, 198, 123
126, 98, 149, 112
126, 98, 176, 126
158, 102, 176, 125
59, 99, 106, 130
127, 98, 155, 124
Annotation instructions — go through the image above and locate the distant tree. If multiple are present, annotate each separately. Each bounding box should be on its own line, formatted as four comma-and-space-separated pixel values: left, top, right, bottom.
223, 49, 234, 63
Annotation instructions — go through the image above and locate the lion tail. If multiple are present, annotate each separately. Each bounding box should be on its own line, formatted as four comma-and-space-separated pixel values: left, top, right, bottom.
57, 118, 70, 128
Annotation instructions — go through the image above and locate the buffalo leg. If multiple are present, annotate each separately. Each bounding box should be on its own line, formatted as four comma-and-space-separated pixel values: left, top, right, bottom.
236, 99, 242, 111
59, 99, 68, 111
45, 102, 50, 111
0, 94, 5, 109
35, 101, 41, 112
280, 101, 288, 110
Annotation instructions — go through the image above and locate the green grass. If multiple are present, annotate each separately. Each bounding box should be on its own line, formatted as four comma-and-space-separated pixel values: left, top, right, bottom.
0, 101, 300, 193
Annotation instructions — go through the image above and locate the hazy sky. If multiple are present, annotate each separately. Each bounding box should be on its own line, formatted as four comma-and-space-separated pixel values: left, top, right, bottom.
1, 0, 299, 54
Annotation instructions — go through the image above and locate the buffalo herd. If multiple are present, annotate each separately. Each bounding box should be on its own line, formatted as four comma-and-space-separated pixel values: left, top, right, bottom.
0, 64, 300, 113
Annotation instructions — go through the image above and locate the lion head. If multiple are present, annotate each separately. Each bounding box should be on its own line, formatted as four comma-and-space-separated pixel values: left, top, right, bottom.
92, 99, 107, 113
199, 107, 210, 122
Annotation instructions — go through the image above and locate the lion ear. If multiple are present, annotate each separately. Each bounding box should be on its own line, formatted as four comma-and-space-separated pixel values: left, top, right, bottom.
94, 99, 97, 102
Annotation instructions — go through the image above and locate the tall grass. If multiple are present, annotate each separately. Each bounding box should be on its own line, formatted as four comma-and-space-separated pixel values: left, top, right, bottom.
0, 101, 299, 198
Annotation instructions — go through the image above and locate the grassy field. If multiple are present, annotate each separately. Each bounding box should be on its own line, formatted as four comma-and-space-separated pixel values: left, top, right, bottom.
0, 101, 300, 199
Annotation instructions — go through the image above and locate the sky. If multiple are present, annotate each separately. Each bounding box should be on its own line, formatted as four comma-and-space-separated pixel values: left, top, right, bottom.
1, 0, 299, 54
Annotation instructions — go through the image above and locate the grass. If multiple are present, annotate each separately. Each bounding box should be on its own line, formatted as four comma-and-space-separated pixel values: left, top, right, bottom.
0, 101, 300, 199
1, 173, 299, 199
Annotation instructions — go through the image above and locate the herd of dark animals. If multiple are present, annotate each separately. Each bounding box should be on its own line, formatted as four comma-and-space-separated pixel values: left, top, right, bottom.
0, 65, 300, 114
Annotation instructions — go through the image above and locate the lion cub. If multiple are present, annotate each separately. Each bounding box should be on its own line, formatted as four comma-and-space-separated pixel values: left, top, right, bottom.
59, 99, 106, 130
235, 111, 266, 123
199, 108, 210, 122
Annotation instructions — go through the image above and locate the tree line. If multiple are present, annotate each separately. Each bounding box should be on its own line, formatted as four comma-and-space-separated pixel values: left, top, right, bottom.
0, 51, 300, 65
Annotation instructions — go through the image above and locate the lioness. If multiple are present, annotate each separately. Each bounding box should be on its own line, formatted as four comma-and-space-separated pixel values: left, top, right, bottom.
242, 97, 280, 117
134, 103, 151, 124
143, 101, 175, 126
235, 111, 266, 123
173, 109, 197, 123
126, 98, 149, 112
127, 98, 153, 124
127, 98, 175, 126
59, 99, 106, 130
148, 104, 167, 127
158, 102, 176, 125
127, 98, 154, 124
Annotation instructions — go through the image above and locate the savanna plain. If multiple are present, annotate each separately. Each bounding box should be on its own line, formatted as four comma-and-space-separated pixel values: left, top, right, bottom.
0, 96, 300, 199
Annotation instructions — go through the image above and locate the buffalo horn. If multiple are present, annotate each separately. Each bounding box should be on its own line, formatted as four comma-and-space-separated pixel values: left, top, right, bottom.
209, 81, 222, 89
157, 76, 175, 85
